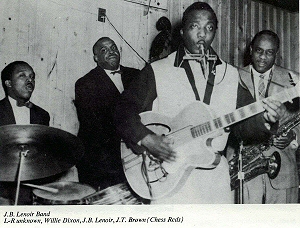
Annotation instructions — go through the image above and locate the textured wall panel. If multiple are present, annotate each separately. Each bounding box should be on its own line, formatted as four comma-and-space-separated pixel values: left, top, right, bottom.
0, 0, 298, 135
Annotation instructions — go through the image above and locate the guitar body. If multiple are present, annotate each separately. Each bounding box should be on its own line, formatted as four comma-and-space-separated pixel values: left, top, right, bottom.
121, 101, 223, 200
121, 84, 299, 200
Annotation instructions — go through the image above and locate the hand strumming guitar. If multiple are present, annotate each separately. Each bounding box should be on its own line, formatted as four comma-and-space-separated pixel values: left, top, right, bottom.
141, 134, 176, 162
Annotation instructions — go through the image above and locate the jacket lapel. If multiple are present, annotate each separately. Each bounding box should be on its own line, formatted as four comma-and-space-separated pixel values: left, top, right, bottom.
239, 66, 256, 98
268, 65, 293, 95
120, 65, 131, 90
95, 66, 120, 94
173, 45, 200, 100
30, 105, 39, 124
0, 97, 16, 125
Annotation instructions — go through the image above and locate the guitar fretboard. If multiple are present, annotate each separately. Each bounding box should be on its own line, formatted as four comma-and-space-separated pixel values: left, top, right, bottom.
190, 85, 299, 138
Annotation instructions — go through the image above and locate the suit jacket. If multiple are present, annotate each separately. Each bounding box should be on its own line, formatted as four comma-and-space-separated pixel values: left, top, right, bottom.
233, 65, 299, 189
0, 97, 50, 126
75, 65, 140, 189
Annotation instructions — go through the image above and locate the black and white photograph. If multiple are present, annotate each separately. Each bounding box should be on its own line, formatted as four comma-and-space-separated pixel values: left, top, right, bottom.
0, 0, 299, 227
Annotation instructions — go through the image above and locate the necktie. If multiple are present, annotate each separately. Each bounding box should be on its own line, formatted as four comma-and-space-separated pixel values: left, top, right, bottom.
258, 74, 266, 99
111, 70, 123, 75
17, 101, 33, 108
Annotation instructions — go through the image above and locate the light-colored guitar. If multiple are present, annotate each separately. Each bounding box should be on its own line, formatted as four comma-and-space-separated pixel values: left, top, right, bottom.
121, 85, 299, 200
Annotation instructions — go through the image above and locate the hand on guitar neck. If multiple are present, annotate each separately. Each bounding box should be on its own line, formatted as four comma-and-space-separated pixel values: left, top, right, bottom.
141, 134, 176, 163
262, 98, 287, 124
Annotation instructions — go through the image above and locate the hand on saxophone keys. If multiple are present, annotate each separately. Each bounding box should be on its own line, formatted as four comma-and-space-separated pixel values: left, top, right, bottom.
273, 129, 296, 149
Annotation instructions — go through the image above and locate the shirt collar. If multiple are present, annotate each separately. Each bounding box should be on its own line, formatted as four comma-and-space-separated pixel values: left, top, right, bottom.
8, 96, 30, 108
251, 65, 273, 79
104, 67, 121, 76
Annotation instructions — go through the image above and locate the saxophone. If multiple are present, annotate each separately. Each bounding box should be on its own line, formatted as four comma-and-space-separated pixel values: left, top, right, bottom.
229, 112, 300, 190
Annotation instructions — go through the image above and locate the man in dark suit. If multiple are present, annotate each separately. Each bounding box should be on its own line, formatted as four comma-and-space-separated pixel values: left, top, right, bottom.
0, 61, 50, 126
0, 61, 50, 204
231, 30, 299, 203
75, 37, 140, 190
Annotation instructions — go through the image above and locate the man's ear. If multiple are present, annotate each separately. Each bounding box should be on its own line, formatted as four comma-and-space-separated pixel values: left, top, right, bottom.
5, 80, 11, 88
180, 29, 183, 37
93, 55, 98, 62
249, 46, 253, 56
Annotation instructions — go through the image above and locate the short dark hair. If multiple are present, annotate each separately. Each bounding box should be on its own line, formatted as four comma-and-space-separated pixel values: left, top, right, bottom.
251, 30, 280, 51
182, 2, 218, 29
1, 61, 33, 96
92, 37, 112, 55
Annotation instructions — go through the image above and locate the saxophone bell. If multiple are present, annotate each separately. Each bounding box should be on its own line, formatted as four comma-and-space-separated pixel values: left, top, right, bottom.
267, 151, 281, 179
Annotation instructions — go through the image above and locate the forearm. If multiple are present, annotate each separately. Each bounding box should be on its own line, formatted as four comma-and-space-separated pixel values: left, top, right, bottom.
114, 64, 157, 144
115, 100, 153, 144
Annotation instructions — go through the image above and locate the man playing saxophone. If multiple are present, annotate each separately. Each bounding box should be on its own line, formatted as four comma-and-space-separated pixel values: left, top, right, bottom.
230, 30, 299, 204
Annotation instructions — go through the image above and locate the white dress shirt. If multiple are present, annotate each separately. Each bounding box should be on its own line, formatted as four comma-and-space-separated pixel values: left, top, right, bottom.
104, 68, 124, 93
8, 96, 30, 125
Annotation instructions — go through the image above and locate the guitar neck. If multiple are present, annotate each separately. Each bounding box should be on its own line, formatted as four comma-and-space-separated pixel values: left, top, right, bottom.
190, 85, 299, 138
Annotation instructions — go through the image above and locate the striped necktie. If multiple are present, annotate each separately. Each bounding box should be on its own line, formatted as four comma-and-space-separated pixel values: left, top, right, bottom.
258, 74, 266, 99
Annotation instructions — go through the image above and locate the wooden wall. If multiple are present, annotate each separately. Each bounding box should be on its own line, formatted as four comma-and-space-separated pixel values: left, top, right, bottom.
0, 0, 298, 135
168, 0, 299, 71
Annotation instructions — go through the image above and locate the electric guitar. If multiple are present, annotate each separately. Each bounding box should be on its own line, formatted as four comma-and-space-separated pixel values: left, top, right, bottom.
121, 85, 299, 200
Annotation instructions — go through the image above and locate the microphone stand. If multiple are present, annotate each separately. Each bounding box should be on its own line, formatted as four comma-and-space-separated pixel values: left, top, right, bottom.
237, 141, 244, 204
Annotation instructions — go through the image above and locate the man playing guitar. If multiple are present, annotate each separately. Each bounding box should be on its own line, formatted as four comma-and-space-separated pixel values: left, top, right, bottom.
114, 3, 292, 204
